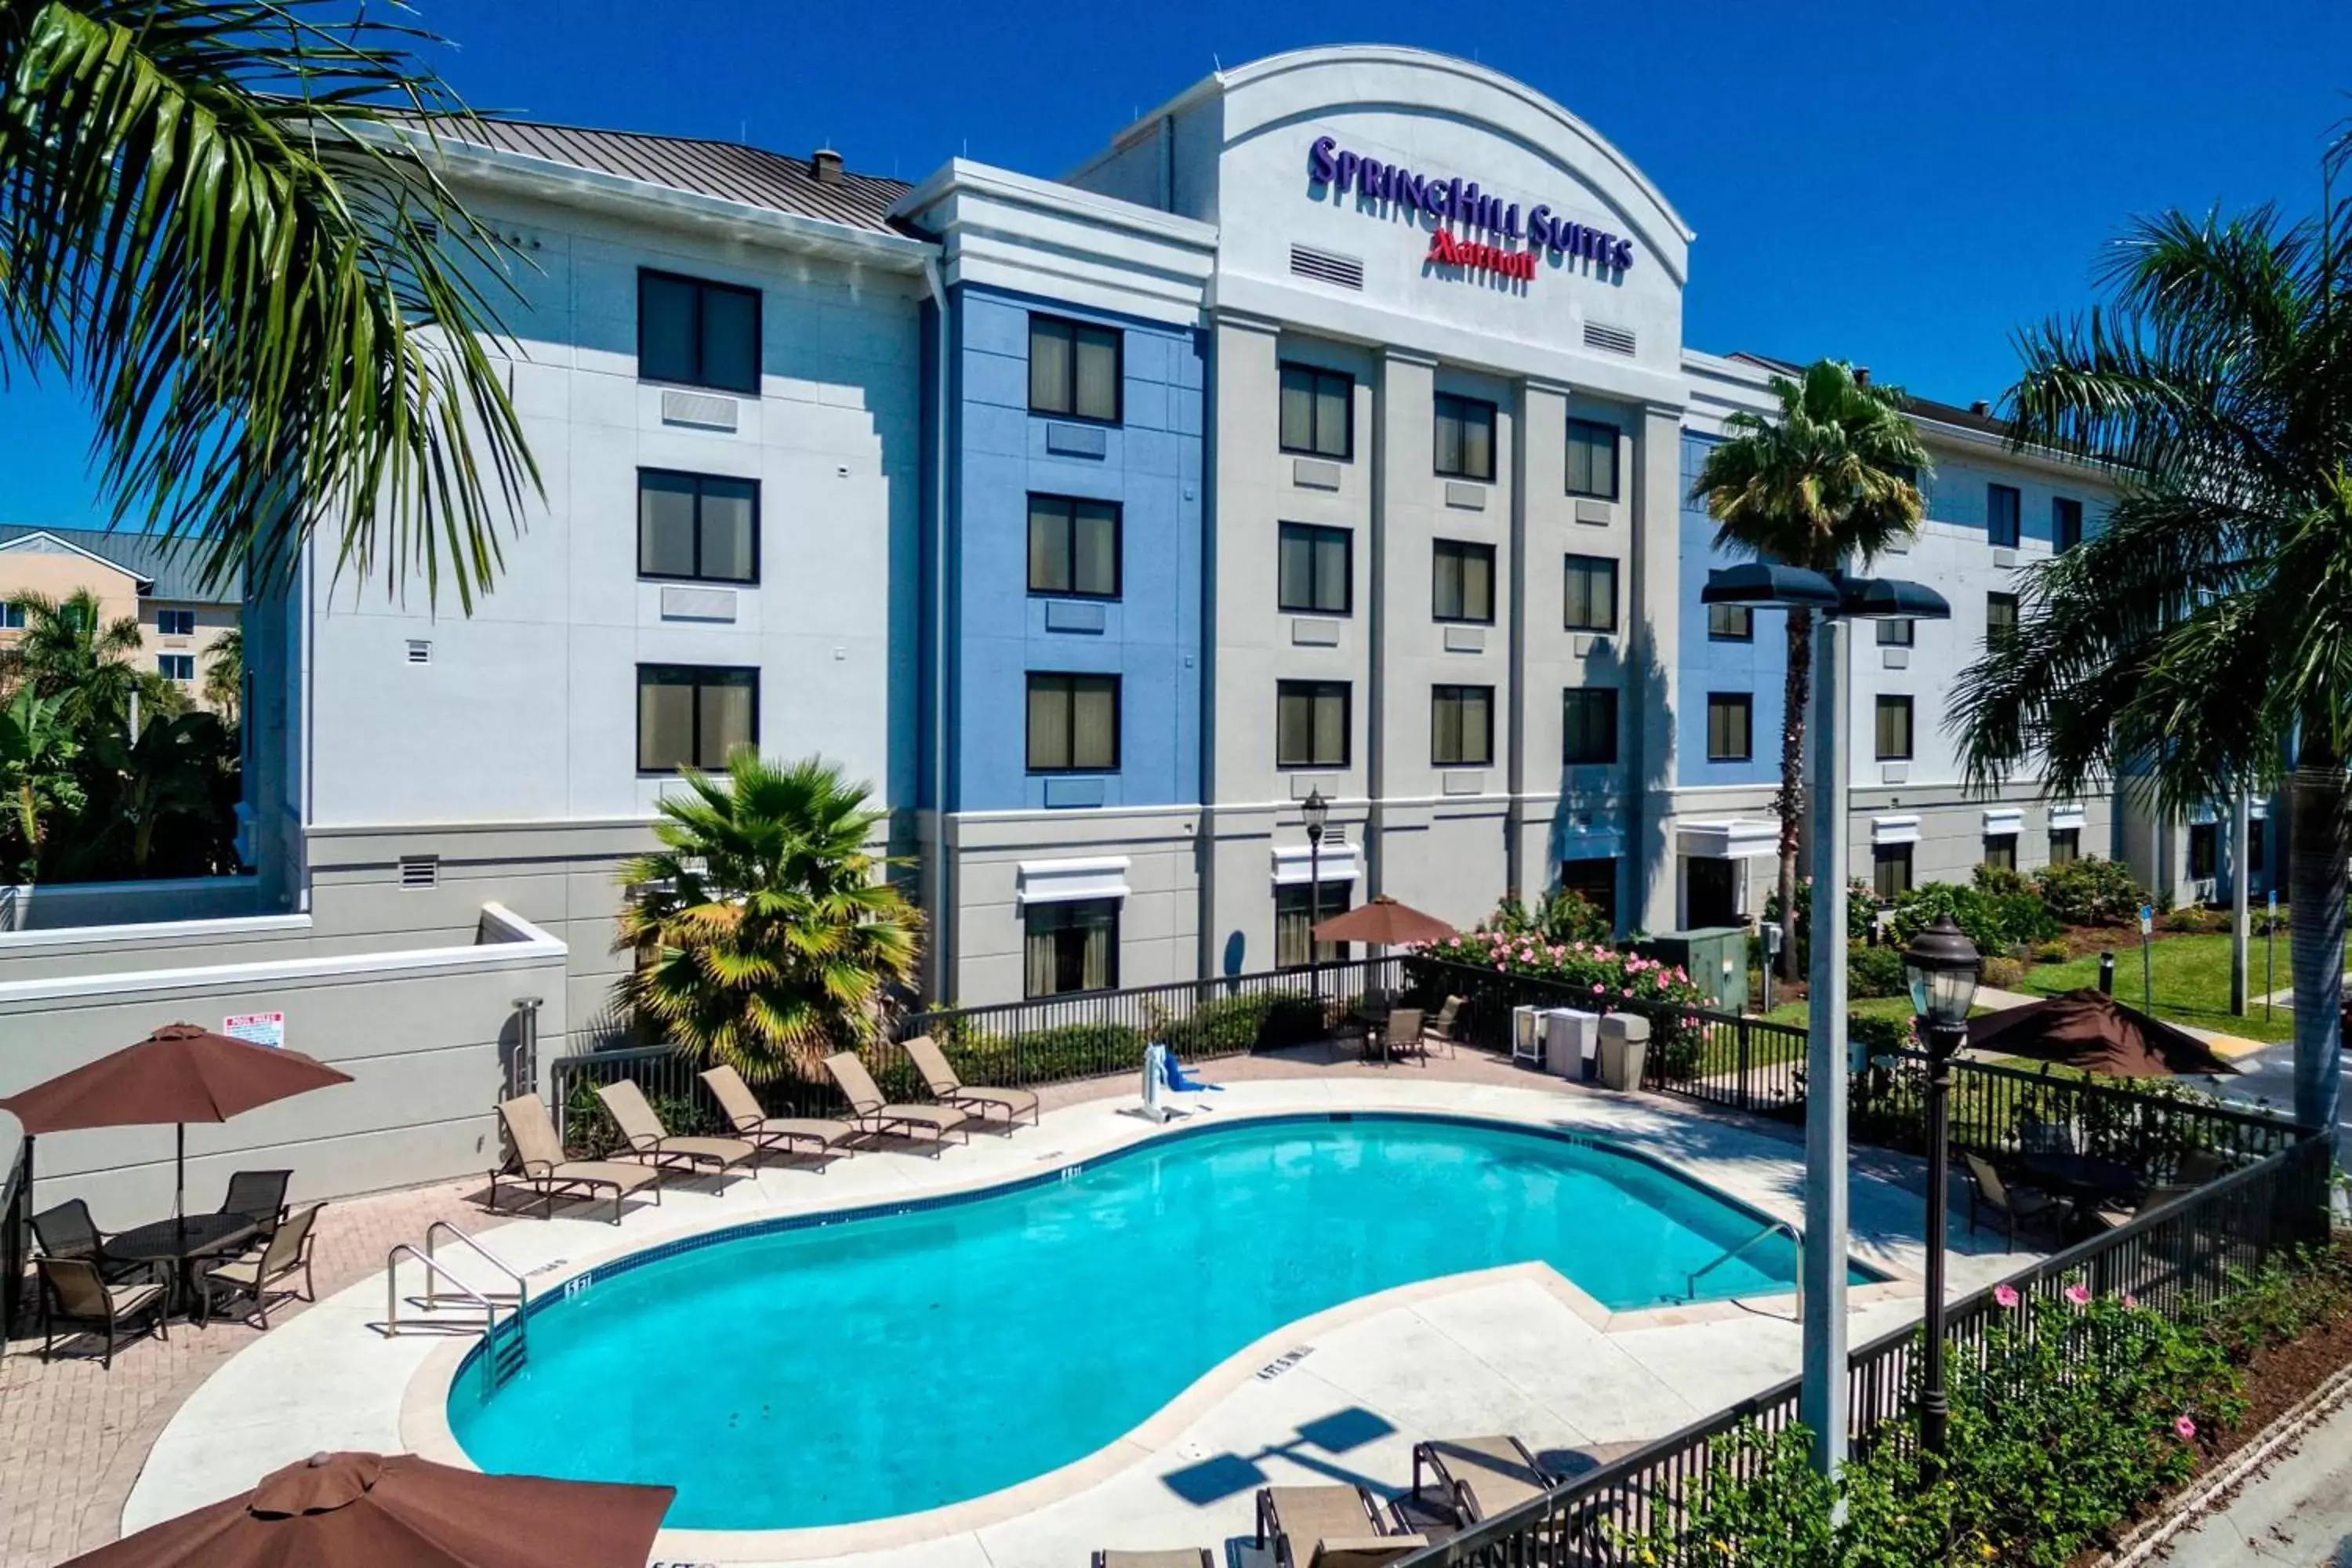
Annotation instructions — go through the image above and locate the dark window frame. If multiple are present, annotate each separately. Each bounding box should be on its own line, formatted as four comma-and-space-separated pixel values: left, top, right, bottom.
1278, 362, 1355, 460
157, 608, 198, 637
1433, 392, 1499, 481
1276, 522, 1353, 615
1707, 602, 1753, 642
1876, 695, 1915, 761
637, 468, 762, 585
1275, 881, 1349, 969
2187, 822, 2220, 881
1432, 539, 1497, 625
2053, 496, 2083, 553
1563, 687, 1620, 766
1987, 591, 2020, 647
1025, 493, 1123, 601
1028, 313, 1123, 425
1565, 417, 1621, 500
1025, 671, 1122, 774
1276, 680, 1352, 770
1430, 684, 1496, 767
1987, 482, 2023, 549
2049, 827, 2081, 866
637, 268, 762, 395
1023, 898, 1120, 998
1874, 843, 1915, 900
158, 653, 195, 682
635, 663, 760, 775
1706, 692, 1753, 763
1877, 617, 1915, 647
1984, 833, 2018, 873
1563, 554, 1620, 633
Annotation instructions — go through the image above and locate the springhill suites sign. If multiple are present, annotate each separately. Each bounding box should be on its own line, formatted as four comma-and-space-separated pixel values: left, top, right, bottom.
1307, 134, 1635, 281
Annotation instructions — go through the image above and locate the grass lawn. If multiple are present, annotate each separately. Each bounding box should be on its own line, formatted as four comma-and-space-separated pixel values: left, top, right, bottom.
1759, 994, 1926, 1031
2012, 932, 2325, 1044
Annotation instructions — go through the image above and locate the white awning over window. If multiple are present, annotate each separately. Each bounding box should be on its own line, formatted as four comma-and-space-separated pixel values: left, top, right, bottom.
1016, 856, 1131, 906
1983, 808, 2024, 836
1676, 819, 1780, 861
2049, 803, 2087, 830
1872, 815, 1922, 847
1272, 843, 1361, 887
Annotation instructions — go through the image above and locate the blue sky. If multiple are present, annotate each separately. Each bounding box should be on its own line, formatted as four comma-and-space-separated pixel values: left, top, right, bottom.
4, 0, 2346, 528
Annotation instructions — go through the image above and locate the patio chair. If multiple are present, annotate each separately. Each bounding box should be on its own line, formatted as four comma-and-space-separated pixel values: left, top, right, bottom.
1374, 1007, 1425, 1066
490, 1094, 662, 1224
595, 1080, 755, 1186
36, 1255, 168, 1367
29, 1199, 148, 1283
1419, 996, 1466, 1061
699, 1065, 859, 1168
902, 1034, 1041, 1127
2175, 1148, 2230, 1185
824, 1051, 970, 1154
216, 1169, 293, 1251
1256, 1484, 1427, 1568
1961, 1152, 2065, 1247
2093, 1182, 2198, 1232
1411, 1435, 1555, 1523
2018, 1112, 2076, 1156
1093, 1552, 1212, 1568
201, 1201, 324, 1329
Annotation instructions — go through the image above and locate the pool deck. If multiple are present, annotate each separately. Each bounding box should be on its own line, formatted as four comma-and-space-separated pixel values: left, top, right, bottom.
55, 1052, 2041, 1568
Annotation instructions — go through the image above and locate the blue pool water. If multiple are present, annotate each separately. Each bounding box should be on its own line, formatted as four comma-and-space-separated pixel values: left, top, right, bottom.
452, 1114, 1862, 1530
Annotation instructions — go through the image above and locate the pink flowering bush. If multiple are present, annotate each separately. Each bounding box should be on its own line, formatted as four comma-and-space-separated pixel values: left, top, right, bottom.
1406, 920, 1712, 1077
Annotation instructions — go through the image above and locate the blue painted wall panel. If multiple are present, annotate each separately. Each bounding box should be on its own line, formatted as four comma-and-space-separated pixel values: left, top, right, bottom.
1678, 433, 1790, 789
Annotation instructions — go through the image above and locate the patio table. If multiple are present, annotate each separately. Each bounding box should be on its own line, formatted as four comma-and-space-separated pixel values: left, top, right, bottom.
2017, 1150, 2143, 1207
107, 1212, 260, 1321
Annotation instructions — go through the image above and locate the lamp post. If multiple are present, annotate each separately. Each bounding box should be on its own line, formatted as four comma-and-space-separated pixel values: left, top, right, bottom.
1901, 911, 1982, 1458
1304, 789, 1330, 1001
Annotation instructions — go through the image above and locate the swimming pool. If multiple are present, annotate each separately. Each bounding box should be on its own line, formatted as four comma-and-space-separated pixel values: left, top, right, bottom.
452, 1112, 1864, 1530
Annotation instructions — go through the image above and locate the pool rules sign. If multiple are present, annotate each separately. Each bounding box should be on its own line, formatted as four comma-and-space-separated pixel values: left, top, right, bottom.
223, 1011, 286, 1049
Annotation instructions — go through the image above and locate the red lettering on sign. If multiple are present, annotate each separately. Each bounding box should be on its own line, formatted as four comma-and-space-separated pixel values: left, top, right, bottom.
1426, 229, 1535, 282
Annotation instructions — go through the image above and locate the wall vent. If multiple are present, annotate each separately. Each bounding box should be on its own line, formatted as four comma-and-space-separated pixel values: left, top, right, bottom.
398, 854, 439, 889
1289, 244, 1364, 291
1583, 321, 1638, 357
405, 640, 432, 665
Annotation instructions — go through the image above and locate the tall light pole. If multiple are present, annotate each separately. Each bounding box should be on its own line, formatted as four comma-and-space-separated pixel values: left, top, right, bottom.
1304, 788, 1330, 999
1901, 912, 1982, 1457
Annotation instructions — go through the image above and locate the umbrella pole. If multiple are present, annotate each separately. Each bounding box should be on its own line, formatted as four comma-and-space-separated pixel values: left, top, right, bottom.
175, 1123, 186, 1230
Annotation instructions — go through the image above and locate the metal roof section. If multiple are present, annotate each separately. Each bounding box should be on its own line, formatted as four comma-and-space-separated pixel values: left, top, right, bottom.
0, 527, 241, 603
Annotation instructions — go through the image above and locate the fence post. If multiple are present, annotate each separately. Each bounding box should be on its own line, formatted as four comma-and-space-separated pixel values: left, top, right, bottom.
1735, 1018, 1752, 1112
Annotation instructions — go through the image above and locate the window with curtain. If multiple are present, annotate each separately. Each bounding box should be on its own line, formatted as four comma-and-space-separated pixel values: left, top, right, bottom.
1276, 681, 1350, 768
1707, 693, 1752, 762
1563, 688, 1618, 764
637, 665, 758, 772
1984, 834, 2017, 873
639, 470, 759, 583
2187, 823, 2219, 880
1876, 617, 1914, 647
1025, 673, 1120, 772
1431, 685, 1494, 766
1275, 882, 1349, 968
1433, 393, 1497, 481
1027, 495, 1121, 598
2053, 496, 2083, 552
1563, 554, 1619, 633
1029, 315, 1121, 423
1432, 539, 1496, 622
1025, 898, 1118, 996
1987, 483, 2022, 548
1875, 695, 1915, 760
1565, 417, 1619, 499
1987, 592, 2020, 647
638, 270, 760, 394
1277, 523, 1352, 614
2049, 828, 2080, 865
1874, 844, 1914, 899
1279, 364, 1352, 459
1707, 603, 1752, 641
2249, 818, 2266, 873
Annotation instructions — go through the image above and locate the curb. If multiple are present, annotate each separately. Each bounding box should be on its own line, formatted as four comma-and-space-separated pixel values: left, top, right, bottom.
2102, 1358, 2352, 1566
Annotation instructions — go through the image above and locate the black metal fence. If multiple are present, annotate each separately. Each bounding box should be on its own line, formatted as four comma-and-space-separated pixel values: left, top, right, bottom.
1, 1136, 29, 1339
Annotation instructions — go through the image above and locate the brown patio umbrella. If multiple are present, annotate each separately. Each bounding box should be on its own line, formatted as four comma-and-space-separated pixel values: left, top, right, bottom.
61, 1450, 674, 1568
1313, 894, 1457, 946
0, 1022, 353, 1224
1965, 988, 2241, 1078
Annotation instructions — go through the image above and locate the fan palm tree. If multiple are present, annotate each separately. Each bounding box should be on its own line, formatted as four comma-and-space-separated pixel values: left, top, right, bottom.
1951, 134, 2352, 1139
201, 626, 243, 719
1, 2, 537, 608
1688, 361, 1933, 977
0, 588, 173, 731
615, 753, 924, 1083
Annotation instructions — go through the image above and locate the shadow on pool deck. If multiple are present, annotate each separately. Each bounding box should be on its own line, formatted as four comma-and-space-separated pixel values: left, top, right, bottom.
1162, 1406, 1399, 1505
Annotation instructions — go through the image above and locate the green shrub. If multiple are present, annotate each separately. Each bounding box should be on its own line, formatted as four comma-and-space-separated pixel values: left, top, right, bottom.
1152, 989, 1323, 1057
1847, 944, 1908, 999
1888, 880, 2059, 955
1765, 876, 1886, 967
2201, 1247, 2352, 1360
1981, 954, 2027, 989
2165, 905, 2226, 935
2031, 938, 2072, 964
945, 1022, 1147, 1086
1972, 862, 2033, 898
2032, 855, 2147, 927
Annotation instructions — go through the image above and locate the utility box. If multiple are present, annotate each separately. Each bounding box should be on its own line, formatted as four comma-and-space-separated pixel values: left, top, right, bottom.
1598, 1012, 1651, 1091
1633, 927, 1748, 1014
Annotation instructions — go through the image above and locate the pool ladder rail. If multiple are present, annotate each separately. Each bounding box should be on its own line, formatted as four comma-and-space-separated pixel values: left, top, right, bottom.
384, 1221, 530, 1394
1685, 1218, 1804, 1312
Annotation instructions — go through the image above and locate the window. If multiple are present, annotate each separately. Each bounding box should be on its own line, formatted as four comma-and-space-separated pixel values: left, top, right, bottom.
157, 608, 197, 637
1563, 688, 1619, 765
1275, 882, 1348, 968
637, 665, 758, 773
1276, 681, 1351, 768
1707, 694, 1753, 762
2187, 822, 2219, 881
1875, 695, 1915, 760
1433, 393, 1497, 481
1027, 495, 1120, 599
1987, 483, 2022, 549
1279, 363, 1352, 459
0, 604, 22, 630
1025, 673, 1120, 772
1559, 857, 1618, 927
1874, 844, 1915, 900
1025, 898, 1118, 996
1431, 685, 1494, 767
2049, 827, 2080, 866
2053, 496, 2083, 552
1029, 314, 1121, 423
1565, 418, 1620, 499
1563, 554, 1619, 633
2249, 818, 2266, 873
158, 654, 194, 682
639, 470, 758, 583
1876, 618, 1915, 647
1987, 592, 2020, 646
1277, 523, 1352, 614
638, 270, 760, 394
1432, 539, 1496, 623
1984, 834, 2018, 873
1707, 603, 1753, 642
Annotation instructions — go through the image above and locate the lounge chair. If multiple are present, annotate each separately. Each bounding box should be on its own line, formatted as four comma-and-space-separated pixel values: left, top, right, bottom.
596, 1080, 755, 1185
1256, 1485, 1426, 1568
2094, 1182, 2197, 1231
1410, 1435, 1555, 1523
1962, 1152, 2065, 1247
37, 1256, 169, 1367
201, 1201, 323, 1328
29, 1199, 147, 1283
824, 1051, 969, 1153
902, 1034, 1040, 1127
491, 1094, 662, 1223
1093, 1552, 1212, 1568
699, 1064, 859, 1168
2176, 1148, 2230, 1185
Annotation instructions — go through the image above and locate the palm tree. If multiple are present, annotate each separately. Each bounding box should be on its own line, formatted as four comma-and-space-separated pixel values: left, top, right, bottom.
1951, 134, 2352, 1138
615, 753, 924, 1083
0, 589, 173, 731
1688, 361, 1933, 978
1, 2, 537, 608
0, 688, 85, 879
201, 626, 243, 719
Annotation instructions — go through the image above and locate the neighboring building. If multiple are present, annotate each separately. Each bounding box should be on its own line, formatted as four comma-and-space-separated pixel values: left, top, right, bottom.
0, 525, 242, 710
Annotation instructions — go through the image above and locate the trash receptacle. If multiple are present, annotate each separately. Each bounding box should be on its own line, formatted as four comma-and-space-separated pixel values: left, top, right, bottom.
1598, 1013, 1651, 1091
1543, 1008, 1599, 1078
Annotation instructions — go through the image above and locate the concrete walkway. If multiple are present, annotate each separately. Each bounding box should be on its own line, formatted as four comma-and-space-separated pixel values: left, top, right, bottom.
2154, 1399, 2352, 1566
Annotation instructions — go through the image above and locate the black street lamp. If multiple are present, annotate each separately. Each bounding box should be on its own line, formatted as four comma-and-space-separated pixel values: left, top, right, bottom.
1304, 789, 1330, 1000
1902, 911, 1983, 1458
